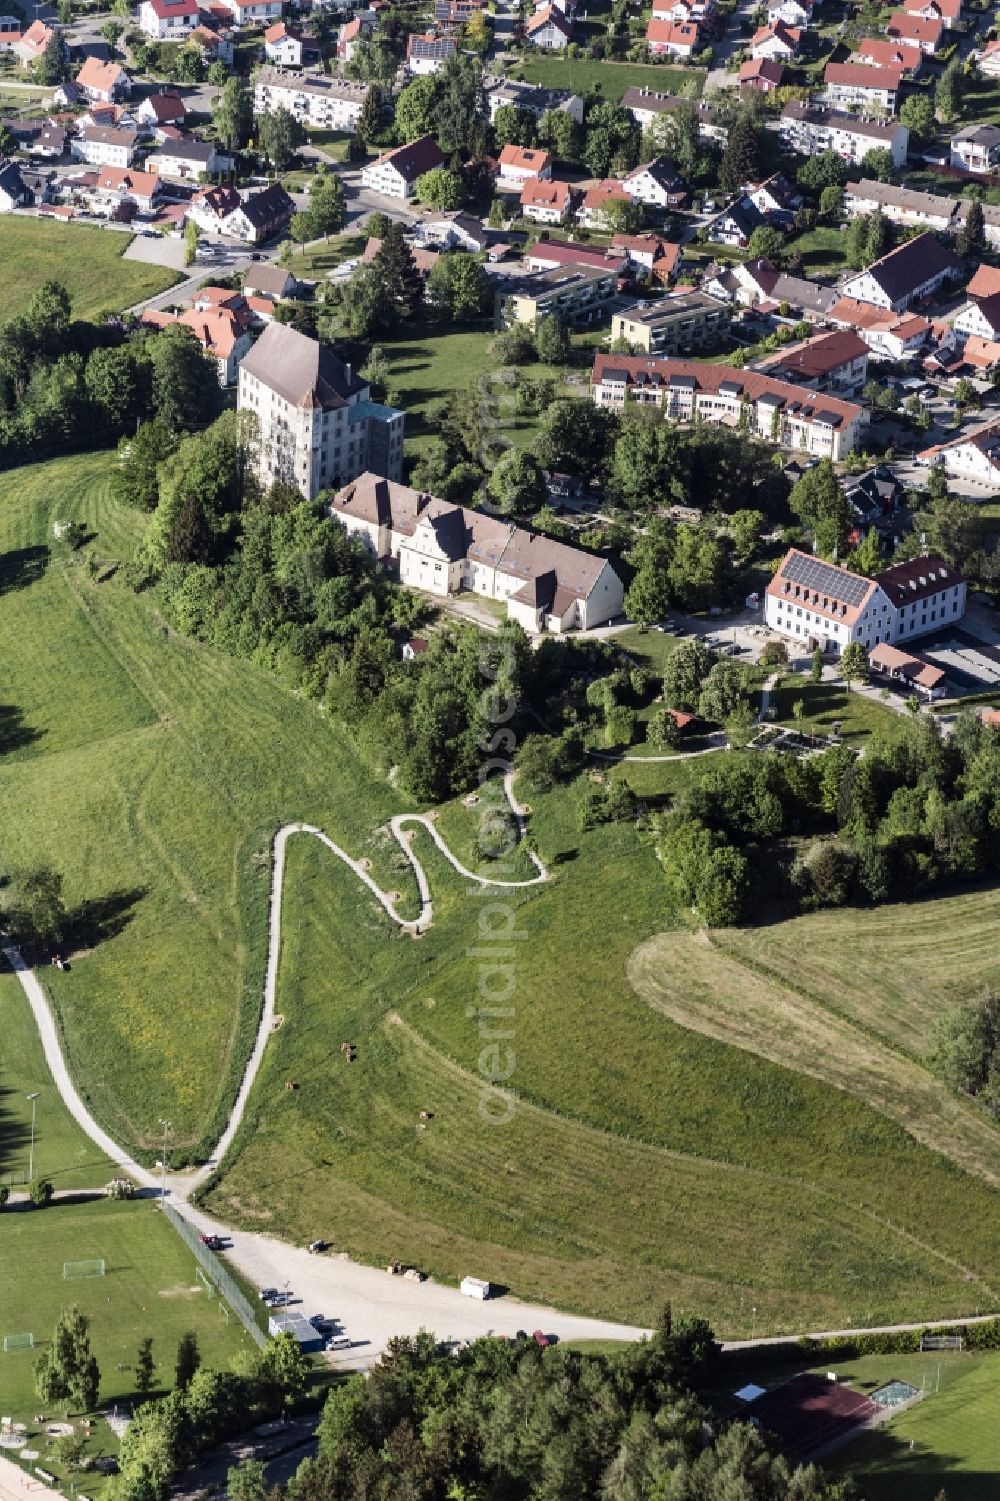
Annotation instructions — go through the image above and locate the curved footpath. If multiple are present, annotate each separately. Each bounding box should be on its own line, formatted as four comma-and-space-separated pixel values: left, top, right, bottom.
3, 776, 653, 1358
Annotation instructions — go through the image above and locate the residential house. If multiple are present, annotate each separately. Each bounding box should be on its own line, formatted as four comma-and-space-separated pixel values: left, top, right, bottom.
611, 292, 731, 353
336, 16, 369, 59
976, 36, 1000, 77
75, 56, 131, 102
622, 156, 684, 207
31, 122, 68, 158
14, 19, 60, 67
72, 125, 138, 168
739, 57, 784, 91
765, 548, 965, 652
0, 159, 28, 212
775, 101, 908, 167
953, 293, 1000, 343
222, 181, 294, 242
745, 171, 800, 222
263, 22, 316, 65
361, 135, 445, 200
828, 297, 931, 359
485, 77, 584, 124
189, 24, 234, 63
950, 123, 1000, 173
577, 178, 632, 228
920, 418, 1000, 487
706, 195, 765, 246
967, 265, 1000, 299
495, 265, 618, 328
497, 142, 552, 192
752, 329, 869, 392
361, 234, 439, 280
844, 178, 956, 232
138, 0, 199, 38
591, 356, 865, 459
750, 20, 799, 58
419, 209, 489, 250
89, 164, 164, 215
215, 0, 283, 25
854, 36, 922, 74
330, 472, 624, 633
135, 91, 187, 128
147, 137, 232, 180
822, 60, 901, 113
519, 176, 574, 223
902, 0, 959, 19
524, 238, 626, 275
254, 68, 370, 133
868, 643, 946, 699
714, 255, 838, 319
766, 0, 813, 23
841, 232, 961, 312
0, 19, 20, 52
406, 32, 456, 73
243, 262, 298, 300
645, 17, 700, 55
887, 9, 943, 50
525, 5, 573, 47
612, 232, 682, 281
239, 323, 404, 498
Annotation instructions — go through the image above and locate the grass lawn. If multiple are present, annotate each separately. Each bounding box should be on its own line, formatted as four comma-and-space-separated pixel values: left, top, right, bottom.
507, 55, 703, 100
0, 220, 182, 321
768, 676, 909, 745
788, 224, 849, 275
824, 1351, 1000, 1501
287, 230, 367, 279
0, 1197, 252, 1494
303, 128, 354, 164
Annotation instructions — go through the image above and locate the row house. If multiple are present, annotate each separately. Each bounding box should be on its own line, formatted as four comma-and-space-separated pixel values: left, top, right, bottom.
765, 548, 965, 653
828, 296, 931, 360
590, 355, 865, 459
189, 181, 294, 242
254, 67, 371, 133
524, 239, 626, 276
775, 101, 908, 167
844, 177, 956, 232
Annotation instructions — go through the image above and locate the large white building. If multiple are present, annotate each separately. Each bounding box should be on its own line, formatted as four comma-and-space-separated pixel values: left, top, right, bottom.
840, 232, 961, 314
330, 473, 624, 633
254, 67, 371, 132
238, 324, 404, 501
765, 548, 966, 654
360, 135, 445, 200
775, 102, 908, 168
920, 418, 1000, 490
139, 0, 199, 39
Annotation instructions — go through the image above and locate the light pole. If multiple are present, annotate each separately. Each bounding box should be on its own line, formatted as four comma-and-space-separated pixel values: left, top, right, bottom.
158, 1119, 172, 1202
26, 1093, 39, 1183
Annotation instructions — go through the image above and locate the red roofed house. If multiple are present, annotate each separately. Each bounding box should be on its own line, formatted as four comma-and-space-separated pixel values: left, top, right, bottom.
578, 178, 632, 228
87, 165, 164, 216
520, 177, 574, 223
740, 57, 784, 90
750, 20, 800, 57
645, 17, 700, 54
612, 232, 682, 281
336, 16, 368, 59
887, 9, 943, 51
823, 60, 902, 112
76, 56, 131, 102
902, 0, 960, 22
143, 300, 252, 385
264, 22, 312, 65
854, 36, 922, 74
968, 265, 1000, 301
15, 19, 60, 66
525, 5, 573, 46
139, 0, 200, 38
361, 135, 445, 200
497, 142, 552, 191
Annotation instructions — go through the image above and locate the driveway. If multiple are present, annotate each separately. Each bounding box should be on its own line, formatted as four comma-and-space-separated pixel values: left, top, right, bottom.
123, 232, 189, 272
705, 0, 759, 88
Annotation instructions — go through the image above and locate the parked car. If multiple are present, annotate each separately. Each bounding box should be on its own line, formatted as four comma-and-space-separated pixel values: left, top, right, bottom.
199, 1233, 223, 1249
326, 1335, 351, 1351
258, 1287, 279, 1301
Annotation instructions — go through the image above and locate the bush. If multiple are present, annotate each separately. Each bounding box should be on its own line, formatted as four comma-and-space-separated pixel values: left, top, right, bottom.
29, 1178, 54, 1208
105, 1178, 136, 1200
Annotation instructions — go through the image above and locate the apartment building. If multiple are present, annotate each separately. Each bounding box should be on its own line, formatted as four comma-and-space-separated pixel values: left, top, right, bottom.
822, 61, 901, 114
776, 101, 908, 167
840, 232, 961, 312
611, 293, 731, 354
591, 355, 865, 459
254, 67, 370, 132
238, 323, 404, 501
495, 265, 618, 329
950, 123, 1000, 173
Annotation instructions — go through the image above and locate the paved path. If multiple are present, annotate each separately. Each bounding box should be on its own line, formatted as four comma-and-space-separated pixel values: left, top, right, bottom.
0, 1457, 62, 1501
721, 1311, 1000, 1351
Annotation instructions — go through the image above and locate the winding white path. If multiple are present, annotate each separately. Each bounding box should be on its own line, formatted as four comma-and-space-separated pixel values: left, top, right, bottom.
4, 771, 547, 1191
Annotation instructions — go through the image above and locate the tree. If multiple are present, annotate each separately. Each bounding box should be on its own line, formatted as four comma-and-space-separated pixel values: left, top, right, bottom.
307, 168, 346, 237
136, 1339, 155, 1400
649, 706, 682, 750
370, 221, 422, 321
212, 77, 251, 150
850, 525, 883, 577
7, 866, 66, 951
175, 1332, 200, 1391
860, 147, 894, 183
34, 27, 66, 83
394, 75, 438, 141
35, 1306, 100, 1412
668, 526, 728, 612
537, 399, 617, 483
492, 103, 536, 151
183, 217, 199, 268
696, 846, 750, 926
935, 58, 963, 124
259, 1332, 308, 1408
599, 195, 644, 234
788, 459, 853, 556
796, 150, 847, 193
698, 658, 749, 723
149, 324, 222, 431
228, 1459, 268, 1501
426, 252, 490, 320
415, 166, 463, 210
624, 519, 674, 624
931, 989, 1000, 1113
112, 419, 177, 511
29, 1178, 54, 1208
819, 184, 843, 221
538, 107, 580, 165
840, 640, 868, 693
101, 19, 123, 47
358, 82, 383, 141
759, 639, 788, 669
581, 99, 640, 178
729, 507, 764, 563
900, 92, 934, 143
207, 59, 228, 86
662, 636, 714, 711
257, 107, 304, 170
487, 448, 546, 514
535, 313, 570, 364
811, 645, 823, 683
957, 198, 986, 257
845, 208, 890, 270
719, 111, 763, 195
747, 226, 785, 264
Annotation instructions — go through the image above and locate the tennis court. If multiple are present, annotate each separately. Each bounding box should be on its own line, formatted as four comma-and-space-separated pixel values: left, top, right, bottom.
742, 1373, 878, 1460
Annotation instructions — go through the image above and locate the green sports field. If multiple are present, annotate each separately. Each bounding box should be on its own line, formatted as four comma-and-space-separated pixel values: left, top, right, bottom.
0, 1197, 251, 1490
507, 55, 702, 100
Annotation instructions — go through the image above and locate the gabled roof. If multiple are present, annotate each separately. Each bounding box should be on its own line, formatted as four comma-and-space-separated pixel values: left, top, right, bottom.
751, 20, 799, 47
526, 4, 573, 34
366, 134, 445, 182
591, 355, 862, 429
854, 36, 921, 69
645, 16, 699, 42
767, 548, 878, 628
0, 159, 26, 199
144, 0, 199, 17
406, 30, 457, 59
740, 57, 784, 83
902, 0, 959, 17
94, 164, 160, 196
581, 177, 630, 210
240, 322, 366, 407
967, 264, 1000, 300
848, 232, 960, 303
824, 59, 901, 89
80, 124, 137, 147
76, 56, 127, 93
612, 232, 681, 273
875, 554, 961, 605
756, 329, 868, 380
20, 19, 54, 52
624, 155, 682, 189
920, 418, 1000, 470
520, 176, 572, 209
887, 9, 943, 41
139, 90, 186, 120
235, 181, 294, 229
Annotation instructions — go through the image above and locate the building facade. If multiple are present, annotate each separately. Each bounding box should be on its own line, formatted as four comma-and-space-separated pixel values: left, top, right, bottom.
775, 102, 908, 167
611, 293, 731, 354
254, 68, 370, 132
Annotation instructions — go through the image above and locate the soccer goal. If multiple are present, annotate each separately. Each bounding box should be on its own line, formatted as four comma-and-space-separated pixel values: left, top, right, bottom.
195, 1266, 215, 1297
63, 1259, 106, 1280
3, 1333, 34, 1352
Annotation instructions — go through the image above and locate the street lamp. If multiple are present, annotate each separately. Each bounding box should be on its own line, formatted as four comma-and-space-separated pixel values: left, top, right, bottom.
26, 1093, 39, 1183
158, 1119, 172, 1202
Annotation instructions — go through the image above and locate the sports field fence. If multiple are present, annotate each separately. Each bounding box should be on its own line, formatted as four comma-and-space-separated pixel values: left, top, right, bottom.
160, 1203, 265, 1349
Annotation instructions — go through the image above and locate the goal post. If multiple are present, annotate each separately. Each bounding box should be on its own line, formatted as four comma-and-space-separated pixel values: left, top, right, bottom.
3, 1333, 34, 1352
195, 1266, 215, 1297
63, 1259, 106, 1280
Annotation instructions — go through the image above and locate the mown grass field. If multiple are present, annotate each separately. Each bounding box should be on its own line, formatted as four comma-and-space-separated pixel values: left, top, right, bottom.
0, 220, 182, 320
768, 676, 910, 745
507, 55, 701, 100
5, 457, 1000, 1349
0, 1198, 251, 1493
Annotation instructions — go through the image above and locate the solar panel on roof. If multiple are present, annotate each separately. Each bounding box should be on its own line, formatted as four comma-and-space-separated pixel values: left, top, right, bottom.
783, 552, 870, 608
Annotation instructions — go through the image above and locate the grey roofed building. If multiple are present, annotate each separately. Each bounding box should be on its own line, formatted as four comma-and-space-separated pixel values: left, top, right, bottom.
767, 272, 838, 317
952, 123, 1000, 149
243, 262, 296, 299
240, 321, 367, 408
152, 136, 218, 164
484, 75, 583, 122
847, 232, 962, 306
80, 124, 138, 149
237, 181, 295, 234
845, 178, 958, 228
